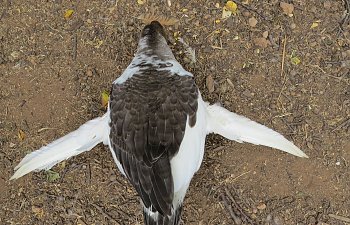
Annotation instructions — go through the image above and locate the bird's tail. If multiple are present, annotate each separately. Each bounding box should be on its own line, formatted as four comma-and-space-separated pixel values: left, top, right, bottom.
10, 113, 110, 180
143, 206, 183, 225
205, 103, 308, 158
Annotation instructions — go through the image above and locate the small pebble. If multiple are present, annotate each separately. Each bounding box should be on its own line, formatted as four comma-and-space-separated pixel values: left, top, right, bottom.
257, 202, 266, 210
262, 31, 269, 38
248, 17, 258, 27
110, 174, 117, 181
243, 11, 250, 17
242, 89, 253, 98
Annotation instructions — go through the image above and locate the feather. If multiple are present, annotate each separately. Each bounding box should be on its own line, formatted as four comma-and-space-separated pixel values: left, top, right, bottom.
10, 113, 110, 180
205, 102, 308, 158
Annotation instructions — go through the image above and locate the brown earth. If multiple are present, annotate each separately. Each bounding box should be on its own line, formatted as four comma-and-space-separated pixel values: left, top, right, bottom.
0, 0, 349, 224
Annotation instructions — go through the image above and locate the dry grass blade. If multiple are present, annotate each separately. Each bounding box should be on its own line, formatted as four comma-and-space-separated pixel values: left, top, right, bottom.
328, 214, 350, 223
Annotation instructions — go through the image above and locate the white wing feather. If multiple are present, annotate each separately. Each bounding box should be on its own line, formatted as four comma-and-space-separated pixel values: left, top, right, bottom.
205, 102, 308, 158
11, 113, 110, 180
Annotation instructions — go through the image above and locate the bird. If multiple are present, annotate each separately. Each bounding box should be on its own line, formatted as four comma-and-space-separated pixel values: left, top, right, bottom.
11, 21, 308, 225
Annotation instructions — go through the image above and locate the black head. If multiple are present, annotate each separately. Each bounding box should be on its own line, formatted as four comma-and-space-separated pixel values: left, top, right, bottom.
141, 21, 167, 40
137, 21, 174, 59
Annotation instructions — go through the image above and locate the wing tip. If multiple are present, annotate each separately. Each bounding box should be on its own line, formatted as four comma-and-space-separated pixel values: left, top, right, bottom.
299, 152, 309, 158
9, 173, 19, 181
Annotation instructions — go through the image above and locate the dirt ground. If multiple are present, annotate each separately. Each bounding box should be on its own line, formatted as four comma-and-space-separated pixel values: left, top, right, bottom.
0, 0, 349, 224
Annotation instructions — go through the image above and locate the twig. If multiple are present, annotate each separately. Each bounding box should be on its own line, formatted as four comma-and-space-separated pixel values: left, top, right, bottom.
221, 171, 251, 184
72, 34, 78, 61
280, 35, 287, 78
234, 0, 270, 21
277, 35, 287, 104
37, 127, 57, 133
340, 0, 350, 30
91, 203, 120, 224
328, 213, 350, 223
224, 188, 255, 224
212, 146, 226, 151
220, 193, 242, 224
0, 0, 10, 21
331, 118, 350, 132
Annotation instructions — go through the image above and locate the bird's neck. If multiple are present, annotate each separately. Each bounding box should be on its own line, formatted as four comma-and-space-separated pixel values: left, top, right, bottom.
136, 35, 175, 61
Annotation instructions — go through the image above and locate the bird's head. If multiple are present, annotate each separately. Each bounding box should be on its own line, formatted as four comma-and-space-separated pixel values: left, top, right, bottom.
141, 21, 167, 40
137, 21, 174, 60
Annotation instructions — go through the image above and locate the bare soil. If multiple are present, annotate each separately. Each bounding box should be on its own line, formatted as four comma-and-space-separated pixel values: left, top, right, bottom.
0, 0, 349, 224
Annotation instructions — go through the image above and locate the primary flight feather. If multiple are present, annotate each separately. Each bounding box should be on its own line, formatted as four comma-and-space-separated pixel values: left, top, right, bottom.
11, 21, 307, 225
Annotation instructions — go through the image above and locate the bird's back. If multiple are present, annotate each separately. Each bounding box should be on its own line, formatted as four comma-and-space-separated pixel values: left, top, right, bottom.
109, 60, 198, 223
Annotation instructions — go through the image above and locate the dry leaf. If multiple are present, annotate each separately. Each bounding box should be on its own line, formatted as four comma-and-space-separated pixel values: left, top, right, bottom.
137, 0, 146, 4
280, 2, 294, 16
32, 206, 44, 218
226, 1, 237, 13
226, 78, 234, 89
138, 13, 179, 26
206, 75, 215, 93
262, 31, 269, 38
77, 219, 87, 225
101, 90, 110, 109
253, 37, 270, 48
64, 9, 74, 19
257, 203, 266, 210
9, 142, 16, 148
18, 129, 26, 141
222, 0, 237, 18
310, 22, 319, 29
248, 17, 258, 27
291, 56, 301, 65
46, 170, 60, 182
95, 39, 103, 48
310, 20, 321, 29
58, 161, 66, 170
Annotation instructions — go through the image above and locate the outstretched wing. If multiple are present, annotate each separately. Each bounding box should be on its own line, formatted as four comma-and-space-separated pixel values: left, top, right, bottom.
109, 67, 198, 216
205, 103, 308, 158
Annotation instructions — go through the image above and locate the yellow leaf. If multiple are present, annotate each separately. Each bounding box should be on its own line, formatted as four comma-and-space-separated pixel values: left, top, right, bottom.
310, 22, 319, 29
64, 9, 74, 19
95, 39, 103, 48
291, 56, 301, 65
18, 129, 26, 141
226, 1, 238, 13
58, 161, 66, 170
101, 90, 109, 109
137, 0, 146, 4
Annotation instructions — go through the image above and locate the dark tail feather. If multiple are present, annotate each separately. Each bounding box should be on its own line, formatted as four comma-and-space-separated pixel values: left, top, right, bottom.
143, 206, 183, 225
